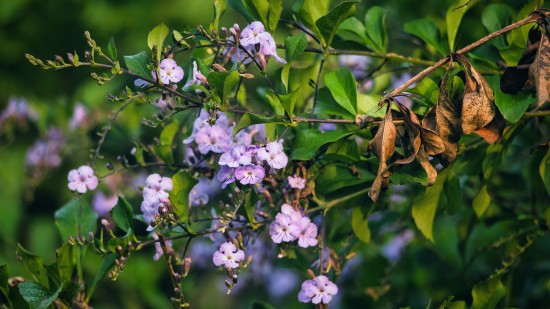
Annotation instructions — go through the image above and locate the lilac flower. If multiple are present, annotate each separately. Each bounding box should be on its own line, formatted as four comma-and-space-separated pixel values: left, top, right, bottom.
280, 203, 302, 222
183, 61, 207, 90
141, 199, 161, 231
212, 242, 245, 269
26, 128, 64, 170
258, 35, 286, 64
0, 96, 36, 126
219, 144, 252, 168
69, 103, 88, 129
68, 165, 98, 193
269, 213, 299, 243
189, 177, 221, 207
194, 124, 232, 154
217, 165, 236, 189
288, 175, 306, 189
381, 229, 415, 263
92, 192, 118, 217
298, 275, 338, 304
294, 217, 318, 248
154, 58, 184, 84
319, 123, 337, 132
182, 110, 210, 145
235, 164, 265, 185
143, 173, 173, 201
257, 140, 288, 169
240, 21, 268, 46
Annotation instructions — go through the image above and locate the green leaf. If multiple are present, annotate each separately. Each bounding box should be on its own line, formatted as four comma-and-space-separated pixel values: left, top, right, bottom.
412, 168, 450, 242
212, 0, 227, 30
147, 23, 169, 61
337, 17, 369, 47
404, 18, 447, 56
248, 301, 277, 309
325, 139, 360, 163
481, 4, 512, 49
56, 244, 75, 283
279, 90, 299, 119
472, 185, 491, 218
405, 77, 439, 107
0, 264, 9, 304
110, 196, 134, 233
316, 1, 356, 46
107, 37, 117, 60
244, 190, 261, 230
16, 244, 49, 288
324, 68, 357, 116
208, 70, 240, 103
487, 75, 532, 123
265, 90, 285, 116
87, 254, 116, 302
472, 277, 506, 309
540, 149, 550, 196
357, 93, 386, 118
54, 199, 98, 242
243, 0, 282, 32
18, 281, 62, 309
433, 216, 462, 270
364, 6, 387, 52
233, 113, 289, 135
315, 164, 375, 196
446, 0, 479, 51
285, 33, 307, 63
291, 129, 354, 160
169, 171, 198, 231
299, 0, 331, 34
227, 0, 255, 21
124, 51, 152, 80
351, 207, 371, 243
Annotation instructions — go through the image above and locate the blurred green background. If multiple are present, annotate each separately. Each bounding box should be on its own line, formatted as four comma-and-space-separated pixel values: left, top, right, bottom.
1, 0, 549, 308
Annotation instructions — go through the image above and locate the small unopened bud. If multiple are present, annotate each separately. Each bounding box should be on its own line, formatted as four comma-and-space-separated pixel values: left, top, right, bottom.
307, 269, 316, 279
88, 232, 95, 240
232, 274, 238, 284
67, 53, 75, 63
105, 162, 114, 170
183, 258, 192, 277
101, 219, 110, 229
224, 279, 232, 289
221, 27, 228, 37
117, 245, 123, 253
84, 50, 92, 61
245, 255, 253, 266
55, 55, 65, 64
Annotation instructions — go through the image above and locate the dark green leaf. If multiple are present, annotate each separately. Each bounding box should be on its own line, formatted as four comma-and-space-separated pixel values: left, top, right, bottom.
315, 164, 375, 196
279, 90, 299, 119
169, 171, 198, 231
227, 0, 255, 21
285, 33, 307, 63
337, 17, 369, 47
248, 301, 276, 309
412, 168, 450, 242
265, 90, 285, 115
405, 77, 439, 107
404, 18, 447, 56
472, 277, 506, 309
243, 0, 282, 32
54, 199, 98, 242
364, 6, 387, 52
107, 37, 117, 60
208, 70, 240, 103
325, 139, 360, 163
316, 1, 356, 46
0, 264, 9, 304
87, 254, 116, 301
481, 4, 512, 49
446, 0, 479, 51
433, 216, 463, 270
299, 0, 331, 34
110, 196, 134, 233
233, 113, 289, 135
147, 23, 169, 61
124, 51, 152, 80
56, 244, 75, 283
324, 68, 357, 116
539, 149, 550, 196
316, 88, 355, 119
16, 245, 49, 288
351, 207, 371, 243
244, 190, 261, 230
291, 129, 354, 160
487, 75, 532, 123
18, 281, 62, 309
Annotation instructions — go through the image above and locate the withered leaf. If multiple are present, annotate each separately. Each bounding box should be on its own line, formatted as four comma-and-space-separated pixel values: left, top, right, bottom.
417, 147, 438, 186
368, 103, 397, 202
422, 62, 462, 165
501, 27, 541, 94
460, 58, 499, 142
529, 28, 550, 108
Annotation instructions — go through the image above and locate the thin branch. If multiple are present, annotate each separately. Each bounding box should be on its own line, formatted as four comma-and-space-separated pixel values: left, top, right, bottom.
310, 58, 326, 122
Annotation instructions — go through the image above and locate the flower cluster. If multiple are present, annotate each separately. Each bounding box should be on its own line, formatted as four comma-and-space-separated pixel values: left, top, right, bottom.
298, 275, 338, 304
269, 204, 318, 248
287, 174, 306, 189
226, 21, 286, 66
183, 111, 233, 155
140, 173, 173, 231
0, 96, 36, 127
26, 128, 65, 171
212, 241, 245, 269
67, 165, 98, 194
154, 58, 184, 85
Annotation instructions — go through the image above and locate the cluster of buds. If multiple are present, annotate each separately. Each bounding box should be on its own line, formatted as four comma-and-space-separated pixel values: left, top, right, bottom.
109, 245, 130, 281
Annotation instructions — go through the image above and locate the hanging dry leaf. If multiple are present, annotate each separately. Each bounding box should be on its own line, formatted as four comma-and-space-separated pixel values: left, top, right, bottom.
416, 147, 438, 185
529, 29, 550, 107
461, 60, 496, 135
501, 27, 541, 94
368, 103, 397, 202
422, 62, 463, 165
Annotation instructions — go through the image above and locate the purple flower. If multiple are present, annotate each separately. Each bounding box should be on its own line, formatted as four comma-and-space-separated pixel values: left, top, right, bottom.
257, 140, 288, 169
259, 35, 286, 64
235, 164, 265, 185
26, 128, 64, 170
154, 58, 184, 84
195, 125, 232, 154
219, 144, 252, 168
68, 165, 98, 193
141, 199, 161, 231
298, 275, 338, 304
69, 103, 89, 129
92, 192, 118, 217
293, 217, 318, 248
280, 203, 302, 222
217, 165, 236, 189
143, 173, 173, 201
240, 21, 268, 46
189, 177, 221, 207
288, 175, 306, 189
0, 96, 36, 126
269, 213, 299, 243
213, 242, 245, 269
183, 61, 207, 90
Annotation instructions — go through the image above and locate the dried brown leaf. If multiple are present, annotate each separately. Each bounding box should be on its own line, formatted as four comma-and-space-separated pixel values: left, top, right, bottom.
461, 62, 496, 135
529, 30, 550, 107
416, 147, 438, 186
368, 104, 397, 202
